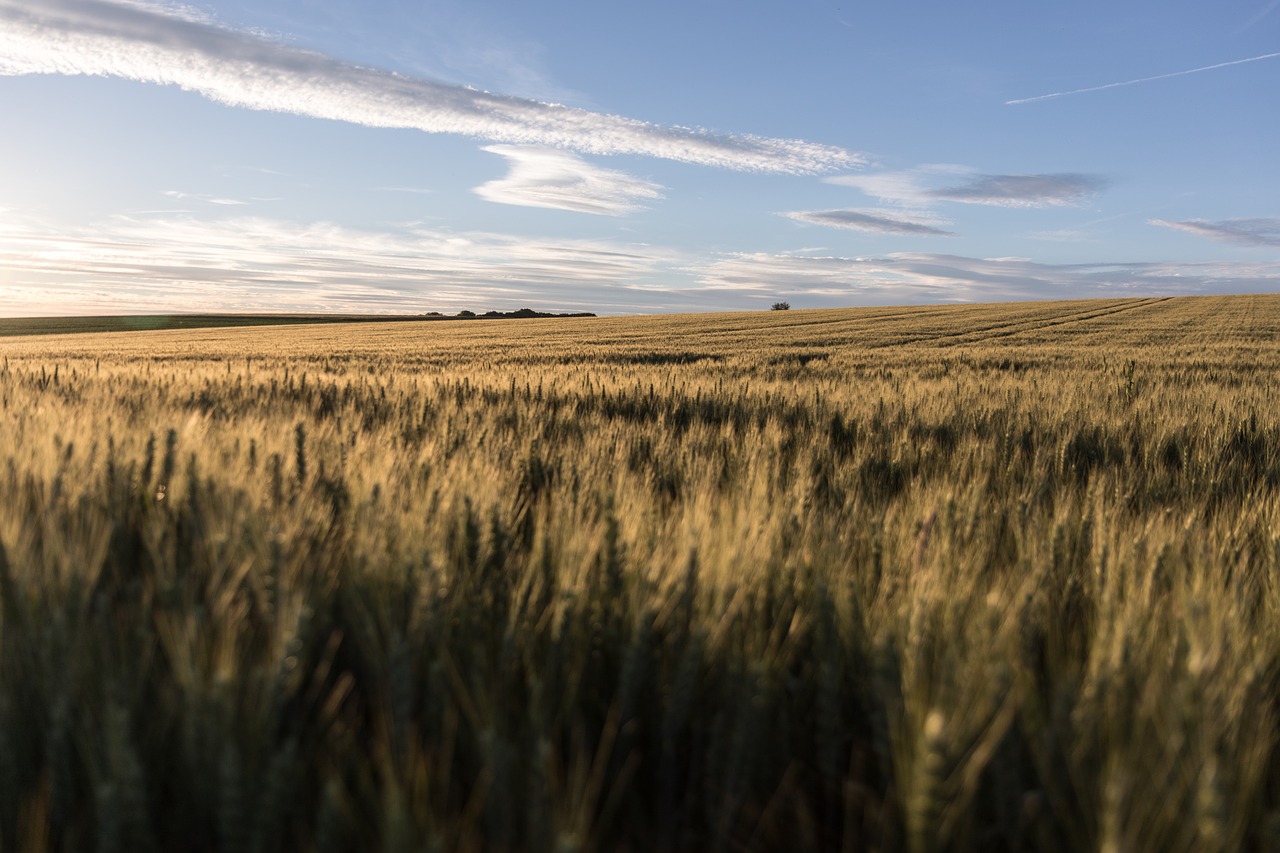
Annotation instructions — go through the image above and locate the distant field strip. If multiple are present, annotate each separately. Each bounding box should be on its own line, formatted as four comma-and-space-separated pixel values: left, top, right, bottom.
3, 295, 1272, 369
0, 313, 423, 337
1, 294, 1272, 364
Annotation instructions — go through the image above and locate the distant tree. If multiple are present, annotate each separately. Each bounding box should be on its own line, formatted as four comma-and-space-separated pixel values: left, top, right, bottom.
424, 311, 442, 316
771, 301, 791, 311
457, 310, 476, 318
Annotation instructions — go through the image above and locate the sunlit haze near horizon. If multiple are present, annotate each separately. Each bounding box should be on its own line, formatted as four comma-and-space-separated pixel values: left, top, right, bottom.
1, 0, 1278, 315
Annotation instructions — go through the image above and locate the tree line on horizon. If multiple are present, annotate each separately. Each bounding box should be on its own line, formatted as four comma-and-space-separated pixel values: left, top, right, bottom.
424, 308, 596, 319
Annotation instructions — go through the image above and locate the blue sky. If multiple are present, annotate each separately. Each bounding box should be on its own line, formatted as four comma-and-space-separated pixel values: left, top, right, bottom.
1, 0, 1278, 315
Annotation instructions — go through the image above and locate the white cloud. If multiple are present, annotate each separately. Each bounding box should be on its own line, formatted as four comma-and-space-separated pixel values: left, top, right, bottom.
0, 212, 683, 315
819, 166, 1108, 240
693, 251, 1280, 304
928, 173, 1108, 207
0, 0, 859, 174
475, 145, 663, 215
829, 166, 1106, 209
5, 211, 1279, 316
827, 165, 968, 207
163, 190, 248, 206
1151, 217, 1280, 248
1029, 228, 1100, 243
784, 208, 953, 236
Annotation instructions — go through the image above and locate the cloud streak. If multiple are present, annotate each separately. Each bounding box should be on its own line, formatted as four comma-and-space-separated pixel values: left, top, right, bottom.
829, 166, 1105, 209
828, 167, 962, 207
1151, 217, 1280, 247
5, 212, 1279, 316
0, 0, 859, 174
814, 168, 1105, 238
1240, 0, 1280, 33
1007, 51, 1280, 105
0, 213, 681, 315
784, 209, 953, 236
162, 190, 249, 206
927, 173, 1108, 207
475, 145, 663, 215
693, 251, 1280, 304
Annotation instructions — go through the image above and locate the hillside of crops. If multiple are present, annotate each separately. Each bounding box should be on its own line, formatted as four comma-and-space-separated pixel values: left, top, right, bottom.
2, 294, 1279, 851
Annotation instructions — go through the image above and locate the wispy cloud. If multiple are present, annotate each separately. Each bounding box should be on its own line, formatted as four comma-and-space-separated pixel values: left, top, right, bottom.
1007, 52, 1280, 105
1239, 0, 1280, 33
1028, 228, 1099, 244
1151, 217, 1280, 247
0, 0, 859, 174
0, 213, 682, 315
693, 251, 1280, 304
475, 145, 664, 215
817, 167, 1105, 238
784, 209, 953, 236
5, 211, 1278, 316
163, 190, 248, 206
413, 8, 579, 104
828, 167, 961, 207
927, 173, 1107, 207
830, 166, 1105, 209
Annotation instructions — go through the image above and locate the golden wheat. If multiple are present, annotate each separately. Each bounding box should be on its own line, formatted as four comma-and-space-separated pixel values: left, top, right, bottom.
0, 295, 1278, 850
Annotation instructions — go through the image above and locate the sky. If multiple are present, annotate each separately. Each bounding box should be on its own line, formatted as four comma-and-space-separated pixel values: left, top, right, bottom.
0, 0, 1278, 315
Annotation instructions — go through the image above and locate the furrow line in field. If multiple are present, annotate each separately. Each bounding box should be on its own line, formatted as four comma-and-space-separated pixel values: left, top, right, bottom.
931, 296, 1176, 347
862, 300, 1141, 350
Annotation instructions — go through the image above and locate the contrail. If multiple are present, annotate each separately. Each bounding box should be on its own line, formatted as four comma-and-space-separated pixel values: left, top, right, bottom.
1007, 51, 1280, 105
1240, 0, 1280, 34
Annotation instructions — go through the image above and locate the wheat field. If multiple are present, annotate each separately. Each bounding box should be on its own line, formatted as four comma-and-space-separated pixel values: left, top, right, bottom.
2, 295, 1279, 851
